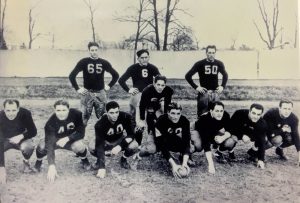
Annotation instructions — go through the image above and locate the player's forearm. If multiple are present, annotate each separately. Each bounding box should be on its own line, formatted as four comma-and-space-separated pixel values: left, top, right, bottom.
68, 130, 84, 142
118, 75, 130, 92
108, 70, 119, 87
0, 144, 5, 167
69, 71, 80, 90
205, 151, 214, 167
185, 71, 198, 89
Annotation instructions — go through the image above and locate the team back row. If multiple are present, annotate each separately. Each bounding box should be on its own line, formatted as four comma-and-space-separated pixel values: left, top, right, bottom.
0, 42, 299, 183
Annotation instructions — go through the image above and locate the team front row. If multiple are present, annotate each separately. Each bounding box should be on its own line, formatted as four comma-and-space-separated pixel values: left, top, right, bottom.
0, 94, 299, 183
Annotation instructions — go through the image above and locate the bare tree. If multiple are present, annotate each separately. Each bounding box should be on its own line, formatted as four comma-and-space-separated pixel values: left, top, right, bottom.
0, 0, 8, 49
28, 5, 42, 49
294, 14, 298, 48
83, 0, 98, 42
147, 0, 161, 50
253, 0, 282, 50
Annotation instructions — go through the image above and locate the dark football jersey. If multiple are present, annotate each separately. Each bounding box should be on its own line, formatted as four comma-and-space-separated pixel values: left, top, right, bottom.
195, 111, 231, 152
264, 108, 300, 151
139, 85, 174, 120
118, 63, 160, 92
230, 109, 268, 161
155, 114, 191, 160
185, 58, 228, 90
94, 111, 135, 169
45, 108, 85, 165
0, 108, 37, 167
69, 57, 119, 91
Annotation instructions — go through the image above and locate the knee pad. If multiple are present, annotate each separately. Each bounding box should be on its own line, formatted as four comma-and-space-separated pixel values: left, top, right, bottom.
71, 141, 86, 153
224, 137, 237, 149
271, 135, 283, 147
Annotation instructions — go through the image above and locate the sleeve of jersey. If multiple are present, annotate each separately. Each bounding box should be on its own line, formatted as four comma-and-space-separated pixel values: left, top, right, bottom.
291, 118, 300, 151
68, 113, 85, 142
182, 119, 191, 155
263, 111, 282, 137
163, 88, 174, 114
155, 122, 170, 160
185, 63, 199, 89
106, 62, 119, 88
120, 114, 135, 149
219, 62, 228, 88
154, 66, 161, 75
229, 112, 242, 139
139, 91, 147, 120
23, 111, 37, 139
69, 60, 83, 90
45, 125, 57, 165
196, 120, 211, 152
95, 122, 106, 169
255, 124, 267, 161
0, 129, 5, 167
118, 68, 131, 92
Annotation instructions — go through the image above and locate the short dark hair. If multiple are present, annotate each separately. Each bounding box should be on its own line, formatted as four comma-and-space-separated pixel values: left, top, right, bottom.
167, 102, 182, 112
3, 99, 20, 108
154, 75, 167, 84
279, 99, 293, 107
106, 101, 119, 112
136, 49, 149, 57
88, 42, 99, 49
208, 101, 224, 111
206, 45, 217, 53
250, 103, 264, 113
54, 99, 70, 109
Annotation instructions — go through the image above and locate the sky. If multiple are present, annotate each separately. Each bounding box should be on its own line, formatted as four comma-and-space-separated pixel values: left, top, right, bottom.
4, 0, 299, 50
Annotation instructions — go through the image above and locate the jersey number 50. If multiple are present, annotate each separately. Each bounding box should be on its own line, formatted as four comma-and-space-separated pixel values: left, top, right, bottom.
88, 64, 103, 74
204, 65, 218, 75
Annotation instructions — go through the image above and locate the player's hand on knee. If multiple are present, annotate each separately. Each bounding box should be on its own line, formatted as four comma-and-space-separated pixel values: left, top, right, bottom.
111, 145, 122, 155
47, 165, 59, 182
56, 137, 69, 148
96, 169, 106, 179
242, 135, 251, 143
282, 125, 291, 133
77, 87, 88, 96
129, 88, 139, 95
196, 86, 207, 94
9, 134, 24, 145
257, 160, 265, 169
104, 84, 110, 91
214, 135, 223, 144
216, 86, 224, 93
137, 120, 146, 129
0, 167, 7, 184
208, 164, 215, 174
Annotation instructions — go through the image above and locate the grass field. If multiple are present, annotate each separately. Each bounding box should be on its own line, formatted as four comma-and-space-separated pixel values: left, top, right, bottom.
0, 98, 300, 203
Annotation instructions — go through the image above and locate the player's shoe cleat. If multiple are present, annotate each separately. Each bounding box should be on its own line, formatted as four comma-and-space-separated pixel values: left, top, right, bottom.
23, 160, 34, 173
33, 160, 43, 172
247, 149, 258, 162
120, 157, 131, 169
228, 151, 236, 160
81, 158, 91, 170
275, 147, 288, 161
215, 150, 227, 164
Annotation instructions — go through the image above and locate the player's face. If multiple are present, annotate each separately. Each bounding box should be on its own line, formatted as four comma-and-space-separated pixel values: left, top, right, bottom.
55, 105, 70, 121
107, 107, 120, 123
210, 105, 224, 120
168, 109, 181, 123
154, 80, 166, 93
137, 52, 149, 66
279, 103, 293, 118
249, 108, 263, 123
206, 48, 216, 61
89, 46, 99, 59
4, 102, 19, 120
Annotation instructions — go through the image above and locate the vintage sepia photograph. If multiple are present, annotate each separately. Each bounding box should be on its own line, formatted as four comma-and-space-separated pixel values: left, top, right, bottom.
0, 0, 299, 202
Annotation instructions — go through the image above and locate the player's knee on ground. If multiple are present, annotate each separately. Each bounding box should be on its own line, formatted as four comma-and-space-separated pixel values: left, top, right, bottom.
124, 140, 139, 157
36, 139, 47, 158
191, 130, 202, 152
20, 139, 35, 159
140, 142, 157, 156
71, 140, 86, 154
271, 135, 283, 147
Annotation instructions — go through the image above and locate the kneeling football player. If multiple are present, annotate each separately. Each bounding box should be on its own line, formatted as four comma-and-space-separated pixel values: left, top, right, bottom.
34, 100, 91, 182
0, 99, 37, 184
263, 99, 300, 165
193, 101, 237, 174
90, 101, 139, 179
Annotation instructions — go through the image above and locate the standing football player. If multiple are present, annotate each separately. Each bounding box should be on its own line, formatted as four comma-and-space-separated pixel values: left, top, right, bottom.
118, 49, 160, 123
69, 42, 119, 125
89, 101, 139, 179
185, 45, 228, 118
137, 75, 174, 153
0, 99, 37, 184
263, 99, 300, 165
192, 101, 237, 174
153, 102, 191, 178
230, 103, 268, 169
34, 100, 91, 182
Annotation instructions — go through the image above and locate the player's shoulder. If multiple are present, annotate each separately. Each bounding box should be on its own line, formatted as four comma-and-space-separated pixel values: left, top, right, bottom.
19, 107, 33, 117
164, 85, 174, 94
45, 114, 56, 127
69, 108, 82, 116
214, 59, 224, 65
223, 111, 231, 119
264, 107, 278, 116
289, 112, 299, 122
119, 111, 132, 119
180, 115, 190, 124
143, 84, 154, 92
98, 58, 111, 65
